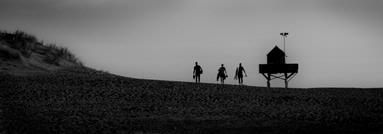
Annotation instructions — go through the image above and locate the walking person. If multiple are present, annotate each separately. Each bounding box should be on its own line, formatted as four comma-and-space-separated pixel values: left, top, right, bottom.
235, 63, 247, 85
216, 64, 228, 84
193, 62, 203, 83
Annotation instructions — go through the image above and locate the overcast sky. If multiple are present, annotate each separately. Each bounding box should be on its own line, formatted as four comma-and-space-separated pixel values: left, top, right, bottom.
1, 0, 383, 88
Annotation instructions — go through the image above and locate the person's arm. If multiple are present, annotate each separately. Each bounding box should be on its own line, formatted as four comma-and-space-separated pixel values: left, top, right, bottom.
193, 67, 195, 75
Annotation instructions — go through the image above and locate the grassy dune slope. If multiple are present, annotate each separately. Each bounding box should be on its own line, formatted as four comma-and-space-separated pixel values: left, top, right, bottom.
0, 30, 82, 74
1, 68, 383, 134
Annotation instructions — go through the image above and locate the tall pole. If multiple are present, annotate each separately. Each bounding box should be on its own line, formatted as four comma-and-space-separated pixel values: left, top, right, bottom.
280, 32, 288, 57
283, 36, 286, 56
280, 32, 289, 89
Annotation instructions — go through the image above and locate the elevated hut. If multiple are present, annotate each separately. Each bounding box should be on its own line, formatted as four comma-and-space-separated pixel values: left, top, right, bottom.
259, 46, 298, 89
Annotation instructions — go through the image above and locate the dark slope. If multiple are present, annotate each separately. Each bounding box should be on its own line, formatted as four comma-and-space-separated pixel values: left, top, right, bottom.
1, 68, 383, 134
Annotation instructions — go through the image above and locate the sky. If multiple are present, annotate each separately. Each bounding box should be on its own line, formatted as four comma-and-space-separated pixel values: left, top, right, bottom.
1, 0, 383, 88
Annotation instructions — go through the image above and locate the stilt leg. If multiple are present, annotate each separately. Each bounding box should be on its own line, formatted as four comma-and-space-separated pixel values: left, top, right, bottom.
284, 73, 288, 89
267, 73, 271, 89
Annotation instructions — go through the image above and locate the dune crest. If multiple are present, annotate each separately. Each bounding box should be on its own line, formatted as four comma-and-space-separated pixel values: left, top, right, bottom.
0, 30, 82, 74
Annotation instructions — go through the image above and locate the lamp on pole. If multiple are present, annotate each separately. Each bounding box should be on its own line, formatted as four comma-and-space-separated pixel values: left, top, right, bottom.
280, 32, 288, 57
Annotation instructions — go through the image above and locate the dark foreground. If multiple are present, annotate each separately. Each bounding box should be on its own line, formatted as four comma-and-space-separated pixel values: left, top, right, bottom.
1, 68, 383, 134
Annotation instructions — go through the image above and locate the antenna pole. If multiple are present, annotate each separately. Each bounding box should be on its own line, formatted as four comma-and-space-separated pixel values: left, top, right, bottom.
280, 32, 288, 57
283, 35, 285, 55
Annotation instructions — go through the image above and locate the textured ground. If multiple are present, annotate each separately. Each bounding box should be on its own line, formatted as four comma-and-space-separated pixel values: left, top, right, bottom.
1, 68, 383, 134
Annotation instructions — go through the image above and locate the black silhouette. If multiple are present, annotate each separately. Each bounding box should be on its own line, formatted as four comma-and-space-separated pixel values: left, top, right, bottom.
193, 62, 203, 83
234, 63, 247, 85
259, 46, 298, 89
216, 64, 227, 84
267, 46, 285, 64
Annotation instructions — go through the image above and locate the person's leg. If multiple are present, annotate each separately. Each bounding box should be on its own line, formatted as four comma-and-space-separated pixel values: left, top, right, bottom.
238, 77, 241, 84
238, 75, 242, 85
238, 78, 241, 84
197, 75, 200, 83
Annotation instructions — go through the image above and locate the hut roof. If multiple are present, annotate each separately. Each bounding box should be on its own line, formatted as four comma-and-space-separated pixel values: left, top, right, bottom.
267, 46, 285, 56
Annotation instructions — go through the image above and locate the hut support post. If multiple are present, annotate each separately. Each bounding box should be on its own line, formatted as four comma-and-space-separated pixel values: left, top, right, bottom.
284, 73, 288, 89
261, 73, 271, 89
267, 73, 271, 89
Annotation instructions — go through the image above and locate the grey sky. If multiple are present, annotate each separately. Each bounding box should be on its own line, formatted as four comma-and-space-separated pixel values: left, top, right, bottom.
1, 0, 383, 87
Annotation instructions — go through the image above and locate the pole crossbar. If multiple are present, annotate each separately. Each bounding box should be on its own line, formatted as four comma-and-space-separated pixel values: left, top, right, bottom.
287, 73, 297, 82
270, 74, 285, 80
261, 73, 269, 80
261, 72, 297, 89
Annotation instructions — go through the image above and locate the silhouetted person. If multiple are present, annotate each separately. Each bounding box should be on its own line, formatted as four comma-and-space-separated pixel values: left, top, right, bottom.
235, 63, 247, 85
193, 62, 203, 83
217, 64, 227, 84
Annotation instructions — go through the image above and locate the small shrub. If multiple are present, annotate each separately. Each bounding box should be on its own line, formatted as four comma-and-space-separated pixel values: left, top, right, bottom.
46, 44, 82, 65
14, 30, 38, 43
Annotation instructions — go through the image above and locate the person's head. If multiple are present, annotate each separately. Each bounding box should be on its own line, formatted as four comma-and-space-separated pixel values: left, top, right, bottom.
239, 63, 242, 67
195, 62, 198, 65
221, 64, 224, 67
